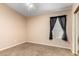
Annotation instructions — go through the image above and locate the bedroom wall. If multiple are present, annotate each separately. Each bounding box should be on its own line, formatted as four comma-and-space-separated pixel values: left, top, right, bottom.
0, 4, 27, 50
26, 9, 72, 49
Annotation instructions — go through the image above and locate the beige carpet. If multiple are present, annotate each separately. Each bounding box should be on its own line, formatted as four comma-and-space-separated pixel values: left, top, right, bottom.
0, 42, 73, 56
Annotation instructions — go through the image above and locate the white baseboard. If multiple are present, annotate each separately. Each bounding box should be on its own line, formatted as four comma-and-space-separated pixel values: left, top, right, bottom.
0, 41, 26, 51
0, 41, 71, 52
26, 41, 71, 50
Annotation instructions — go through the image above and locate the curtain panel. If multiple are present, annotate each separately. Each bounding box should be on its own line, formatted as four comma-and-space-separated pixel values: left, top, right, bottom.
49, 15, 68, 41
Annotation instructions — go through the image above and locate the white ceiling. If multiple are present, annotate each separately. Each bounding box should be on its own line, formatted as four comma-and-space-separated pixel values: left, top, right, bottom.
6, 3, 73, 16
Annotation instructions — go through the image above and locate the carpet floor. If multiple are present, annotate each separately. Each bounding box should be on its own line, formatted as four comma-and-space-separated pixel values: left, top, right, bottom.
0, 42, 74, 56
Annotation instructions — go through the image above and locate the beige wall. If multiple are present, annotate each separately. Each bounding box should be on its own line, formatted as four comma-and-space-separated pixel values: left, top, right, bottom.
26, 9, 72, 49
0, 4, 27, 50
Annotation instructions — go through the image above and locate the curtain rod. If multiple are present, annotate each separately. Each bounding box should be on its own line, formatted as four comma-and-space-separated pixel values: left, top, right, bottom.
50, 15, 67, 18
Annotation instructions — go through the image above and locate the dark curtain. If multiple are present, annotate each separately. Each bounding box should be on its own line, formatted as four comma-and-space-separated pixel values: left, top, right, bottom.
49, 17, 57, 40
59, 15, 68, 41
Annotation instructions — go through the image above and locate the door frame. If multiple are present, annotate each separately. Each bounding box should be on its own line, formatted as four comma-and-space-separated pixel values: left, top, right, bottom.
74, 5, 79, 55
